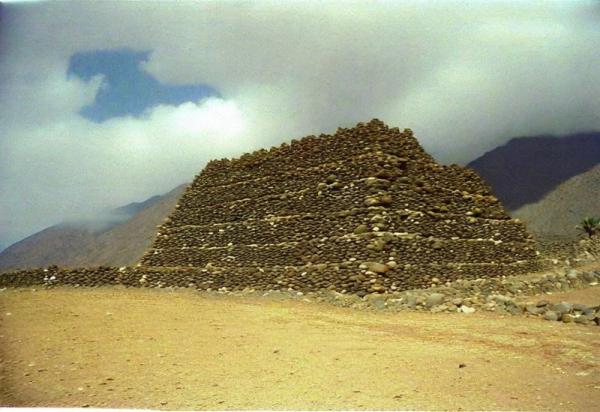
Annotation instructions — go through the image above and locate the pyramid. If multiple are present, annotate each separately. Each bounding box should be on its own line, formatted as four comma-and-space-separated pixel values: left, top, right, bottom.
140, 119, 539, 294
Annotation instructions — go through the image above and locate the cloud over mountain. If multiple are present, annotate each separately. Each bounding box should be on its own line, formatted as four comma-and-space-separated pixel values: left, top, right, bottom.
1, 1, 599, 247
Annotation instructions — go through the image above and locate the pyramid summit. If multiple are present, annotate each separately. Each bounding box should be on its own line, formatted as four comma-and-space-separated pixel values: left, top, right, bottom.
140, 119, 539, 294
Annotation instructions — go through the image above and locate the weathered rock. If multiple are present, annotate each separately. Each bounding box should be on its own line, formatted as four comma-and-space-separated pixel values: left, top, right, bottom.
526, 304, 544, 315
543, 311, 559, 321
536, 300, 550, 308
426, 293, 445, 308
326, 174, 337, 184
561, 314, 575, 323
572, 303, 589, 313
386, 261, 398, 269
353, 224, 369, 235
362, 262, 390, 274
379, 195, 393, 206
505, 303, 522, 316
460, 306, 475, 314
404, 295, 417, 308
366, 294, 387, 310
551, 302, 572, 315
582, 272, 596, 283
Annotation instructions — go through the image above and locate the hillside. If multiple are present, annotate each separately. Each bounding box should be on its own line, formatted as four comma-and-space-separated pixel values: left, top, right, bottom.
468, 132, 600, 210
513, 165, 600, 239
80, 184, 187, 267
0, 184, 186, 272
0, 225, 98, 271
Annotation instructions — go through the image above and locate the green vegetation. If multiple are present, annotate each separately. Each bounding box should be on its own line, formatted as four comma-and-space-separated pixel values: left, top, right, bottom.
577, 217, 600, 238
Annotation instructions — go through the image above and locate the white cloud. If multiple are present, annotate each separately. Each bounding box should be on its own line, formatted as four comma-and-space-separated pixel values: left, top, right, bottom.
0, 88, 250, 245
1, 1, 599, 246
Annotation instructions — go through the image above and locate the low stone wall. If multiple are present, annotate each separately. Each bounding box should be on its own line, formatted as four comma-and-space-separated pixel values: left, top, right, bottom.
1, 266, 598, 327
536, 237, 578, 260
0, 259, 539, 295
575, 236, 600, 260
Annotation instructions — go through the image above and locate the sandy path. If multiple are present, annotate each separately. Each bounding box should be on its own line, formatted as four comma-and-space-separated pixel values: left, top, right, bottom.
1, 287, 599, 411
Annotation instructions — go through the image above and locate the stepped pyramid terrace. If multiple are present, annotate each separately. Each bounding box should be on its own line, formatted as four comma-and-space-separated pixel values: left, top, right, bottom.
136, 119, 539, 294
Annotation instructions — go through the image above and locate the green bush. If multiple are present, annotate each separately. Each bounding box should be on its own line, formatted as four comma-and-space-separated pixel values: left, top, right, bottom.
577, 217, 600, 238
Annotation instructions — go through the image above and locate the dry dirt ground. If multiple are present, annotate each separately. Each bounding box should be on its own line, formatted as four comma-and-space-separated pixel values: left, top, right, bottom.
1, 287, 599, 411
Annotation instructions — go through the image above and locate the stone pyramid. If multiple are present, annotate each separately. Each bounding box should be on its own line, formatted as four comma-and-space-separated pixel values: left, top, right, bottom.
140, 119, 538, 294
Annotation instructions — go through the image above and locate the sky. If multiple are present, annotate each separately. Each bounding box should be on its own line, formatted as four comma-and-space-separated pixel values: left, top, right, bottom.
68, 49, 218, 122
1, 1, 599, 249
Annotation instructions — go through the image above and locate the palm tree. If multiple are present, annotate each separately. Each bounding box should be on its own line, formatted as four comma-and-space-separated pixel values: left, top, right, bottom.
577, 217, 600, 238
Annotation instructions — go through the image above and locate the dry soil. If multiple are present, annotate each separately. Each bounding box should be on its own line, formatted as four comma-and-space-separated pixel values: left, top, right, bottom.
1, 287, 599, 411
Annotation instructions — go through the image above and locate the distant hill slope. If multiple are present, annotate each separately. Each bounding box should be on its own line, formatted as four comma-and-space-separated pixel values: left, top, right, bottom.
112, 193, 164, 217
468, 132, 600, 210
512, 165, 600, 239
0, 184, 186, 272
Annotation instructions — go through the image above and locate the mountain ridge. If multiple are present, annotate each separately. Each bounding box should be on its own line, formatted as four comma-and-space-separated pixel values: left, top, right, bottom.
468, 132, 600, 210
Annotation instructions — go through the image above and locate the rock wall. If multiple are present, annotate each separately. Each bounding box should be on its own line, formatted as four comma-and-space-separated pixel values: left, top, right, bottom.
575, 236, 600, 260
535, 236, 578, 261
138, 119, 539, 295
534, 235, 600, 266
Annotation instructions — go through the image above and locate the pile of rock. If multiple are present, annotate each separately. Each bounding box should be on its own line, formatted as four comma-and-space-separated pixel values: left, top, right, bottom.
290, 267, 600, 327
139, 119, 540, 293
365, 267, 600, 308
528, 301, 599, 325
409, 268, 600, 299
574, 236, 600, 261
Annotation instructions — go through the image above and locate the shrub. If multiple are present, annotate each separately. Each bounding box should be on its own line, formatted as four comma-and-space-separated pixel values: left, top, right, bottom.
577, 217, 600, 238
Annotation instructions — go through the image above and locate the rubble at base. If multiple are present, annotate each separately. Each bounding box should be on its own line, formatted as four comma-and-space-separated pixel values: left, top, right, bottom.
1, 265, 598, 326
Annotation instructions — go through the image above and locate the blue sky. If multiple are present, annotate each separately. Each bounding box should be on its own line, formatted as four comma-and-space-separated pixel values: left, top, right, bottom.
68, 49, 218, 122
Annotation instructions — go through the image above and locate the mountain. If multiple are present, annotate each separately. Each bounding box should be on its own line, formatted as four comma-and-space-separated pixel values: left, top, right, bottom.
0, 225, 98, 271
512, 165, 600, 239
112, 194, 163, 217
0, 184, 187, 272
468, 132, 600, 210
